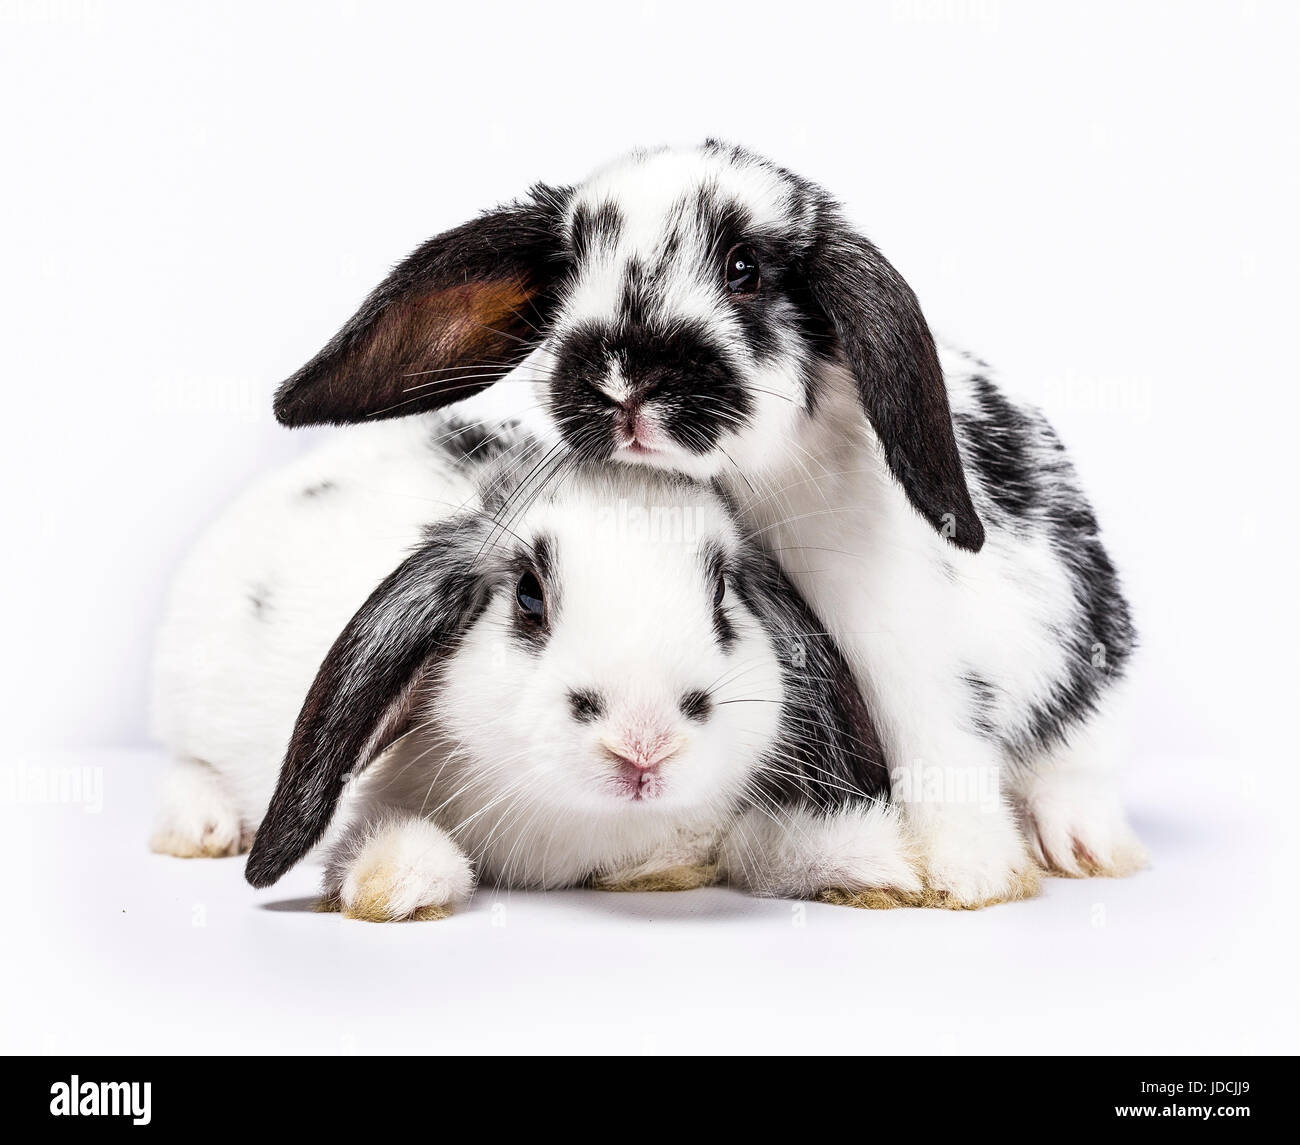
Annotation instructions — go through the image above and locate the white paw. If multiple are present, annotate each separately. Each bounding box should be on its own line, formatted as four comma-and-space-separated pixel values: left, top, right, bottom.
913, 806, 1039, 908
149, 759, 246, 858
325, 816, 474, 922
1017, 769, 1148, 878
718, 802, 924, 903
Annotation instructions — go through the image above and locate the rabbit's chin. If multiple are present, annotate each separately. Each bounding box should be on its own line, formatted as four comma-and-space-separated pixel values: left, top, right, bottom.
549, 768, 733, 817
609, 440, 723, 481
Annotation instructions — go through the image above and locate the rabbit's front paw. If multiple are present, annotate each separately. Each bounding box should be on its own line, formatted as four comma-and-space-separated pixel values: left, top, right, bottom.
914, 808, 1040, 909
324, 817, 473, 922
150, 758, 246, 858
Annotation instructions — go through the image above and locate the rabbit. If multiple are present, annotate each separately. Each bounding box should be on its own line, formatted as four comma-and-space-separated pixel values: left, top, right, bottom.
265, 140, 1145, 908
152, 421, 920, 920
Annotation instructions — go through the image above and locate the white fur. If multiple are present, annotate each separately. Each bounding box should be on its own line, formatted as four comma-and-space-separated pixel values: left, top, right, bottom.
151, 417, 475, 837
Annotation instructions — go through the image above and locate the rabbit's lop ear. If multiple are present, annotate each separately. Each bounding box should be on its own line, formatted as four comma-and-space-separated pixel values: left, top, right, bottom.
245, 519, 487, 888
807, 216, 985, 552
734, 547, 891, 804
273, 185, 570, 427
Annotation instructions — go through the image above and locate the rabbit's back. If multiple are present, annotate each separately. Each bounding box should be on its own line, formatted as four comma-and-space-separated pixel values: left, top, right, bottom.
150, 416, 474, 818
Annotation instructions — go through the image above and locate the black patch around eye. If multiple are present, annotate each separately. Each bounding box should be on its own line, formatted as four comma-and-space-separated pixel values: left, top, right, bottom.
713, 601, 736, 652
509, 537, 556, 652
725, 244, 760, 294
516, 570, 545, 621
700, 545, 737, 653
568, 689, 605, 723
680, 690, 713, 722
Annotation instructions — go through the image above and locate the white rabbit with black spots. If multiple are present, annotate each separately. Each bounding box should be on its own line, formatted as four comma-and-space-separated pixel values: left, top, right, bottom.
153, 424, 917, 920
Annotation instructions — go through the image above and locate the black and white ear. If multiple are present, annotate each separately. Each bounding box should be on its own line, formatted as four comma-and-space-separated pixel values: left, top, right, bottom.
733, 547, 891, 806
245, 519, 488, 889
806, 212, 985, 552
272, 185, 570, 427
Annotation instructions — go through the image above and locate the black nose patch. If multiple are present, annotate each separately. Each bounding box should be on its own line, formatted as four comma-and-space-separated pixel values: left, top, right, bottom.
567, 689, 606, 723
549, 319, 752, 458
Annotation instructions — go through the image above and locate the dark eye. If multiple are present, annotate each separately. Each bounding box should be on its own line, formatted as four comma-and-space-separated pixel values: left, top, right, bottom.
714, 573, 727, 606
724, 244, 760, 295
516, 570, 546, 622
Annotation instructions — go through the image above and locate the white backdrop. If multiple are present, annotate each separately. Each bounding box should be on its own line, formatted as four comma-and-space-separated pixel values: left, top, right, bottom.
3, 0, 1296, 769
4, 0, 1299, 1060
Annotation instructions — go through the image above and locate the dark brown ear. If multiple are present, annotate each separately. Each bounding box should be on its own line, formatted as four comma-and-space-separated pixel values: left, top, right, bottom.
245, 516, 489, 889
273, 184, 570, 427
806, 213, 985, 552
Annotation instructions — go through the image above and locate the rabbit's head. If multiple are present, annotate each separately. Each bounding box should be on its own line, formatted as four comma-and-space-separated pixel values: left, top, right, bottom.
273, 142, 984, 551
246, 455, 856, 889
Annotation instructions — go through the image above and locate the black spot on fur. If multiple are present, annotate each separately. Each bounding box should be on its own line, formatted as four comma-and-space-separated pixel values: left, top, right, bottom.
570, 200, 623, 263
1015, 482, 1136, 758
568, 689, 605, 723
680, 690, 713, 722
248, 583, 272, 619
964, 671, 999, 737
301, 480, 337, 499
549, 318, 752, 460
950, 381, 1136, 758
952, 377, 1039, 519
696, 188, 751, 257
618, 259, 650, 328
435, 417, 519, 469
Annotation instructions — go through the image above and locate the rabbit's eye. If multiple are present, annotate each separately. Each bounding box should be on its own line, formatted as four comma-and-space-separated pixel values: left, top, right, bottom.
714, 573, 727, 605
516, 570, 546, 622
724, 244, 760, 295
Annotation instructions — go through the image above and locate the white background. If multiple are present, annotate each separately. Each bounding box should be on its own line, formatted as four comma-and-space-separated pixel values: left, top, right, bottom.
3, 0, 1298, 1056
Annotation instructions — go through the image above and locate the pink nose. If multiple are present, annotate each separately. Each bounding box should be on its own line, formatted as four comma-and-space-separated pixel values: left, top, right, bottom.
614, 405, 657, 448
601, 730, 683, 773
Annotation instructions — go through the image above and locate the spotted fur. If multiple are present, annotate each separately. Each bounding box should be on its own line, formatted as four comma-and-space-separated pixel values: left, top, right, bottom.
263, 142, 1143, 905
